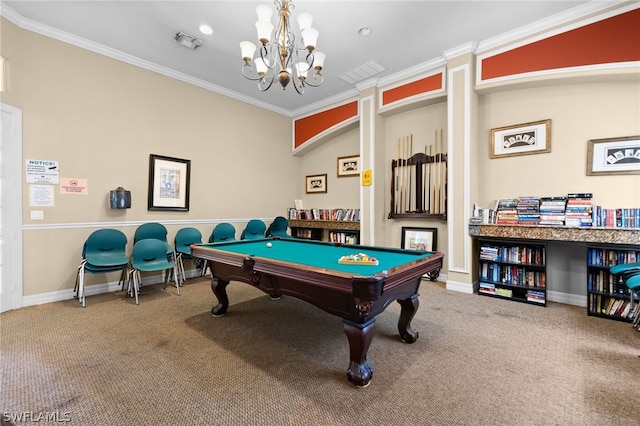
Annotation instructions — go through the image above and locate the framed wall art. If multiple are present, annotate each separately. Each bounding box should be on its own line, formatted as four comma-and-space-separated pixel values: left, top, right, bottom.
148, 154, 191, 211
401, 227, 437, 252
490, 119, 551, 159
305, 173, 327, 194
337, 155, 360, 177
586, 135, 640, 176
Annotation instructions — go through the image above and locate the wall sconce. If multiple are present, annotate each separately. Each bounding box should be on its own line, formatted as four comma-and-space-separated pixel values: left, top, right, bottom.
110, 187, 131, 209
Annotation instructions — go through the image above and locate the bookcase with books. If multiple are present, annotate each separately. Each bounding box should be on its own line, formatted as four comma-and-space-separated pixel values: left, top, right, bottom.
586, 244, 640, 322
478, 238, 547, 306
287, 208, 360, 244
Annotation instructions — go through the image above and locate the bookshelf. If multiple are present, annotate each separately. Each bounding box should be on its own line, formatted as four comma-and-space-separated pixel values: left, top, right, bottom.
478, 238, 547, 306
586, 244, 640, 322
289, 219, 360, 244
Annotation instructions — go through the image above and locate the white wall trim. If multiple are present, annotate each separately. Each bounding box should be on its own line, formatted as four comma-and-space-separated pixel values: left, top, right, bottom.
547, 290, 587, 308
21, 271, 195, 308
22, 217, 276, 231
1, 103, 23, 313
446, 64, 471, 274
446, 279, 474, 295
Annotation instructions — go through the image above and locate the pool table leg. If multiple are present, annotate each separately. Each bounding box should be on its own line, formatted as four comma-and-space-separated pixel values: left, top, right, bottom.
210, 277, 230, 317
343, 319, 375, 387
397, 294, 420, 343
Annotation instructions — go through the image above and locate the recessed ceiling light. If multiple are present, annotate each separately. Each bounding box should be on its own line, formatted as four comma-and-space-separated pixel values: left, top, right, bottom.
199, 25, 213, 35
358, 27, 372, 36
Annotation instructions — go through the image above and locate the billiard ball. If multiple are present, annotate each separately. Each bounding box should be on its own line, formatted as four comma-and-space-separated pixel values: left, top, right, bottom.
266, 242, 272, 248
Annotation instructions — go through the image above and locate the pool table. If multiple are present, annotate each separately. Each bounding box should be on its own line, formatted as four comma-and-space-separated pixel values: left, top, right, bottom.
190, 238, 443, 387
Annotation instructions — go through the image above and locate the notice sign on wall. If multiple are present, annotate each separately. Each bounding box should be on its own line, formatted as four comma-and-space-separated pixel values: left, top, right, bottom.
60, 178, 88, 195
26, 159, 59, 184
29, 185, 55, 207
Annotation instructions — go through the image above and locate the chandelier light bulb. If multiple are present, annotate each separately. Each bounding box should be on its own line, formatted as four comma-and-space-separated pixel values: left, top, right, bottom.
255, 21, 274, 45
255, 57, 269, 76
313, 51, 326, 71
301, 27, 318, 51
240, 41, 257, 62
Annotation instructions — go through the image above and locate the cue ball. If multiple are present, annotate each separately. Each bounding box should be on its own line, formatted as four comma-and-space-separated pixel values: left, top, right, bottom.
267, 242, 272, 248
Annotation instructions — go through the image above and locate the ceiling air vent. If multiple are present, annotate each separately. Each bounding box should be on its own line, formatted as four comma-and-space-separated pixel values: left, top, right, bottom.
339, 60, 386, 84
174, 32, 203, 50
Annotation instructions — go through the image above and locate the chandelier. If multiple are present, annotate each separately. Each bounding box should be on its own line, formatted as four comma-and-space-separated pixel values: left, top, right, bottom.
240, 0, 326, 94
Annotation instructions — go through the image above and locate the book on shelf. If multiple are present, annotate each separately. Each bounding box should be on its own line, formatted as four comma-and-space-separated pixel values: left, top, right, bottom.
495, 199, 518, 225
288, 208, 360, 222
471, 193, 639, 229
539, 196, 567, 225
516, 196, 541, 225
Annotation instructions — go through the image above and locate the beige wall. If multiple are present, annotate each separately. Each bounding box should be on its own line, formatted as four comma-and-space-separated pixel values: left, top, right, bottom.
2, 14, 639, 302
383, 102, 449, 268
477, 81, 640, 208
297, 127, 360, 210
1, 18, 296, 296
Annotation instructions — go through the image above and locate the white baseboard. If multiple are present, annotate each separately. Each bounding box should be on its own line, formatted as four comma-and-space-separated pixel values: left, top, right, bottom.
21, 269, 203, 308
446, 279, 474, 294
547, 290, 587, 307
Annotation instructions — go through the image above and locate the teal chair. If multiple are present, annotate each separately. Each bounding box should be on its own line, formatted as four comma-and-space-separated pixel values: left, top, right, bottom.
174, 227, 203, 282
208, 223, 237, 243
610, 262, 640, 330
202, 223, 237, 275
75, 229, 129, 307
266, 216, 290, 238
134, 222, 180, 286
240, 219, 267, 240
128, 239, 180, 305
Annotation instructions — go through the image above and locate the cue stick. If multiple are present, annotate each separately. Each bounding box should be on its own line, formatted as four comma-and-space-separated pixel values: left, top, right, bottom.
433, 130, 440, 214
395, 137, 400, 214
408, 134, 413, 213
440, 128, 445, 214
405, 135, 410, 213
398, 137, 403, 214
426, 144, 431, 213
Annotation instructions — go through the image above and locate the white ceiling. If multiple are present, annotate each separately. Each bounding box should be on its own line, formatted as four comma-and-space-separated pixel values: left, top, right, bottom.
2, 1, 593, 115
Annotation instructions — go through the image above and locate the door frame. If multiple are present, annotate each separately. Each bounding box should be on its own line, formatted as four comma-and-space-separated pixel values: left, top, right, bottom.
1, 102, 23, 312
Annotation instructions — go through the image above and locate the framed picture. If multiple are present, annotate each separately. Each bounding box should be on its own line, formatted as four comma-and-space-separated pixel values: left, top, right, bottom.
401, 227, 437, 252
490, 119, 551, 159
586, 136, 640, 176
148, 154, 191, 211
337, 155, 360, 177
305, 173, 327, 194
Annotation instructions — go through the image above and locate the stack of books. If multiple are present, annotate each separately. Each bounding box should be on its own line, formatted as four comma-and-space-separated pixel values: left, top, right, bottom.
565, 193, 593, 227
495, 199, 519, 225
516, 196, 540, 225
539, 196, 567, 226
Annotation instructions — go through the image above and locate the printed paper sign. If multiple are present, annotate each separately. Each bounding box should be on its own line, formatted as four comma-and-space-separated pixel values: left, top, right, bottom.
26, 159, 59, 184
60, 178, 88, 194
29, 185, 55, 207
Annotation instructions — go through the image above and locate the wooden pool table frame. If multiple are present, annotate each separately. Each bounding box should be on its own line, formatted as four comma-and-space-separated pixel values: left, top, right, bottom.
191, 238, 443, 387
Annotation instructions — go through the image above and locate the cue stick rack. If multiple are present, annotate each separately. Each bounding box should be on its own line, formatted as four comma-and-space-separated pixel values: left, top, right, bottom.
388, 131, 447, 220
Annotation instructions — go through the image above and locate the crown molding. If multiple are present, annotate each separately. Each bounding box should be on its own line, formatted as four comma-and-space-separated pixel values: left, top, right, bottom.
443, 42, 478, 61
377, 56, 447, 88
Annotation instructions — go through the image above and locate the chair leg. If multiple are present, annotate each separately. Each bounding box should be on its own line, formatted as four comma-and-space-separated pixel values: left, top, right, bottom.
176, 254, 186, 285
78, 266, 86, 308
134, 270, 140, 305
174, 265, 180, 296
